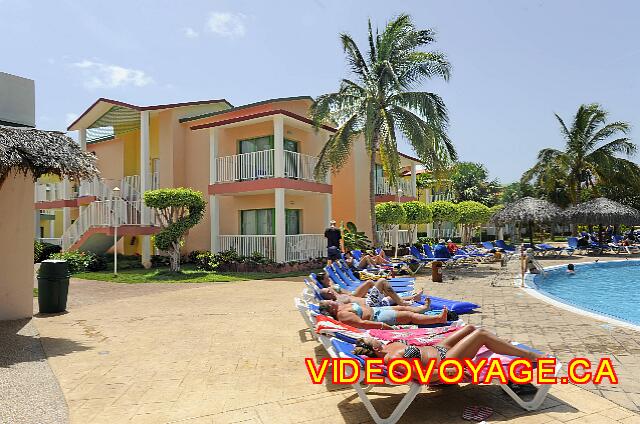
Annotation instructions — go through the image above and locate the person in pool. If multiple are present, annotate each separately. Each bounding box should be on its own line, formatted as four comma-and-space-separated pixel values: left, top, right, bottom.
567, 263, 575, 274
353, 324, 545, 382
318, 300, 448, 330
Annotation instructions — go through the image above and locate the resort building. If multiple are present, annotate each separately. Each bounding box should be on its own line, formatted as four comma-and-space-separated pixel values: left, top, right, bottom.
36, 96, 420, 264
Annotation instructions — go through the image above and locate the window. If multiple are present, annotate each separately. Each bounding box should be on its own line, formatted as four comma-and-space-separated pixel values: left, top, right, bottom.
285, 209, 300, 235
240, 208, 301, 235
241, 209, 274, 235
237, 136, 298, 153
239, 136, 273, 154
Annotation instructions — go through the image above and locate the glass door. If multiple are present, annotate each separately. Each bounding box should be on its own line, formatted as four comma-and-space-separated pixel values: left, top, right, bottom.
285, 209, 300, 235
283, 139, 299, 179
238, 136, 274, 180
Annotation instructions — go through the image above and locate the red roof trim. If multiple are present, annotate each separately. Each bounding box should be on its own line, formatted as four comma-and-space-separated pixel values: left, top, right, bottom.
190, 109, 336, 132
67, 97, 232, 131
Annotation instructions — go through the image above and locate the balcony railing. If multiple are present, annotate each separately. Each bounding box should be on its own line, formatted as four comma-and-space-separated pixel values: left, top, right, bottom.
375, 177, 415, 197
78, 173, 159, 201
218, 234, 325, 262
35, 182, 67, 202
376, 229, 412, 246
284, 234, 325, 262
61, 200, 157, 250
215, 149, 327, 184
36, 237, 62, 246
428, 193, 453, 203
219, 235, 276, 260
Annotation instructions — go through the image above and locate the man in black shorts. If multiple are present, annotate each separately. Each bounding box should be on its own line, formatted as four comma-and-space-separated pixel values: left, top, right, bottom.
324, 219, 343, 264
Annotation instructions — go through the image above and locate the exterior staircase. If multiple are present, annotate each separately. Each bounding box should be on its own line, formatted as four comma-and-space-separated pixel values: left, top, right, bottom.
61, 175, 158, 252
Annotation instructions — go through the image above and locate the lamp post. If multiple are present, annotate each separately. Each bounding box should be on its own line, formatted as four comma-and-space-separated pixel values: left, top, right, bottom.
112, 187, 121, 276
395, 188, 403, 258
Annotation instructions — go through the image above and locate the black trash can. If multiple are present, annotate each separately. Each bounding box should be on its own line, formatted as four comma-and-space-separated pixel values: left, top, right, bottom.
37, 260, 70, 313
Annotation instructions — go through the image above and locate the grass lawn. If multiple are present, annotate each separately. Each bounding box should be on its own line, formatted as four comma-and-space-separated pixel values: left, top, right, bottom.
74, 264, 316, 284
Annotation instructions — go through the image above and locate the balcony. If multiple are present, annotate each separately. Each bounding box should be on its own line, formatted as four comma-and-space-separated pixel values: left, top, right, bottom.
428, 193, 453, 203
218, 234, 325, 262
215, 150, 327, 184
35, 181, 70, 202
375, 177, 416, 197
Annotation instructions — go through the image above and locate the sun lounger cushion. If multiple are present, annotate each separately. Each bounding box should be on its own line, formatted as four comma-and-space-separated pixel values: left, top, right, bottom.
429, 296, 479, 314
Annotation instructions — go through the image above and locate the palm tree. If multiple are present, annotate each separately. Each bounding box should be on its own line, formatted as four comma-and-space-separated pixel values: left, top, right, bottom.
522, 103, 640, 205
311, 15, 456, 245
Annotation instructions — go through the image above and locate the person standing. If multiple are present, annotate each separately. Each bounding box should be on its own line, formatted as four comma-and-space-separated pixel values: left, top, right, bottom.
324, 219, 344, 264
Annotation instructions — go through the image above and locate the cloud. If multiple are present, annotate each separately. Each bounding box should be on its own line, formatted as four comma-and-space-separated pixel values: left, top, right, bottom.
72, 60, 154, 89
183, 27, 199, 38
206, 12, 246, 38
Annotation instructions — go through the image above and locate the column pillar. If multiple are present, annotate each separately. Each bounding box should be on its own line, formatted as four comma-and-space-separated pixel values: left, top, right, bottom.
209, 127, 219, 185
78, 128, 87, 151
275, 188, 285, 263
49, 220, 55, 238
34, 210, 40, 239
273, 116, 284, 178
210, 195, 219, 253
140, 111, 151, 268
62, 178, 71, 231
410, 164, 417, 197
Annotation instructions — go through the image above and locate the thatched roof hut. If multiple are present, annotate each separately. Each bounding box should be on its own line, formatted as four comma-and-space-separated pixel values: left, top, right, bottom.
562, 197, 640, 226
491, 197, 563, 245
0, 125, 98, 186
491, 197, 562, 225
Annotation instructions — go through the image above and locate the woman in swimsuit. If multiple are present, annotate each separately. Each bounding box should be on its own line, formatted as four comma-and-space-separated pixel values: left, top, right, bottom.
318, 300, 448, 330
353, 325, 544, 382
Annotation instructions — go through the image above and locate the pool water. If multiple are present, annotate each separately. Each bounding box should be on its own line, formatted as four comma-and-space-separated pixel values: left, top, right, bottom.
532, 260, 640, 326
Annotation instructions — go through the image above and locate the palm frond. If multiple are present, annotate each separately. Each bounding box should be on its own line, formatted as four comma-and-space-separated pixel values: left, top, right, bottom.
340, 33, 371, 82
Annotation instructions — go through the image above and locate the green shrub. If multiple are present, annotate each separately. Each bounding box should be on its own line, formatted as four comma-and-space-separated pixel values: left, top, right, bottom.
194, 251, 218, 271
34, 241, 43, 263
144, 188, 206, 271
341, 222, 371, 251
86, 255, 107, 272
50, 251, 106, 273
151, 255, 171, 268
34, 241, 62, 263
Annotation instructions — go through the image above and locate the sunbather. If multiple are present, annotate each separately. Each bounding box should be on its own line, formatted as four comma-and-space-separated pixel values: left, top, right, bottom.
319, 278, 425, 308
318, 300, 448, 329
353, 324, 544, 382
345, 251, 377, 271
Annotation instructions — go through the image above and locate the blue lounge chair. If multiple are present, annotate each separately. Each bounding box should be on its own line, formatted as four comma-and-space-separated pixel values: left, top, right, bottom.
495, 239, 516, 253
481, 241, 495, 251
333, 262, 415, 289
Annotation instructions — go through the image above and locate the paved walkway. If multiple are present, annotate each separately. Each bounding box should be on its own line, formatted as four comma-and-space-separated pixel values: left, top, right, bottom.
29, 258, 640, 423
0, 319, 69, 424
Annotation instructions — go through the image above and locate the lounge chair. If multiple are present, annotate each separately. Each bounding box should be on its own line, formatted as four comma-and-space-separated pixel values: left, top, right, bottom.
481, 241, 496, 251
337, 260, 415, 285
319, 334, 561, 424
325, 265, 415, 294
495, 239, 516, 253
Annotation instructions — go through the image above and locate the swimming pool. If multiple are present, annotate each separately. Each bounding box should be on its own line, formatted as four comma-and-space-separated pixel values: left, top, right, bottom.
529, 260, 640, 327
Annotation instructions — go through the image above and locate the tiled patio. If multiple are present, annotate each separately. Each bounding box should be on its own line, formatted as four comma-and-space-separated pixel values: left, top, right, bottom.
25, 256, 640, 423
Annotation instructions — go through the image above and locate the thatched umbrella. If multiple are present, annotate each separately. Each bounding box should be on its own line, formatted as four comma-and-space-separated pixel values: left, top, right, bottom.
0, 126, 98, 186
562, 197, 640, 248
491, 197, 563, 246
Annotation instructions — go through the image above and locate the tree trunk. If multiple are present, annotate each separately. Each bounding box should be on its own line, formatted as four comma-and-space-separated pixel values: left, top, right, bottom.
169, 241, 181, 272
369, 143, 379, 247
529, 222, 534, 247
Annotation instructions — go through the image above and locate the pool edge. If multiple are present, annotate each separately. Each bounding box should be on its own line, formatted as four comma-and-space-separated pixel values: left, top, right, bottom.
517, 259, 640, 333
